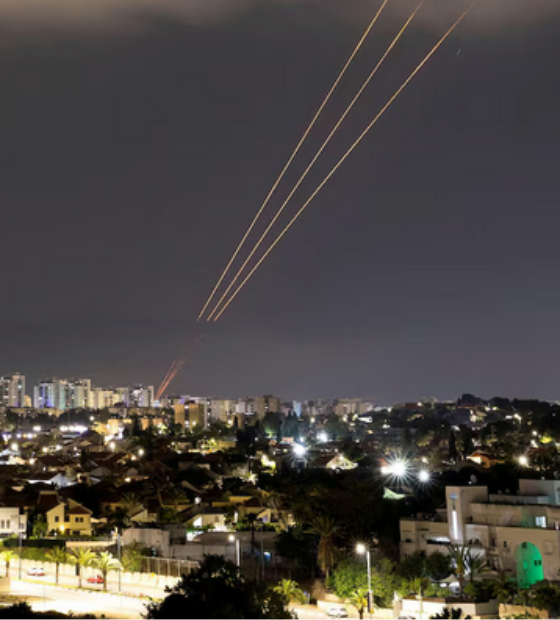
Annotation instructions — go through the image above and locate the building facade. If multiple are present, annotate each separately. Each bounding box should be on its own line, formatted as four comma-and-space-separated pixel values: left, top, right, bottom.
400, 479, 560, 587
0, 374, 25, 407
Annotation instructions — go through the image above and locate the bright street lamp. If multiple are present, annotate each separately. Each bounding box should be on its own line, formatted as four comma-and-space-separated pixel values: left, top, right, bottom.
356, 543, 373, 617
418, 470, 430, 483
293, 443, 307, 457
518, 455, 529, 467
229, 535, 240, 568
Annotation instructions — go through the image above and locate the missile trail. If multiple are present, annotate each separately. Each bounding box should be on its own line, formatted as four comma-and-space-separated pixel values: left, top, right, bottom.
196, 0, 390, 321
212, 1, 478, 322
206, 0, 425, 322
156, 334, 205, 400
156, 358, 179, 400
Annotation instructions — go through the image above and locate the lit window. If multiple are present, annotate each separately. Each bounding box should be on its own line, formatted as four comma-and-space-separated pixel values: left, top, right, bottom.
536, 516, 547, 528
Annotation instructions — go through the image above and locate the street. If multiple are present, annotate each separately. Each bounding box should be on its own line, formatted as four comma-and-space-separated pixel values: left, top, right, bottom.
9, 564, 170, 599
10, 580, 149, 619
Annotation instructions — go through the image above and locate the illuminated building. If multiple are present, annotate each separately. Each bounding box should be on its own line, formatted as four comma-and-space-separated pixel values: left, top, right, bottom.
401, 479, 560, 588
0, 373, 25, 407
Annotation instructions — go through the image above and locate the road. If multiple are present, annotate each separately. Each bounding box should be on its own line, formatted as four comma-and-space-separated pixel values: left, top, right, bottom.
9, 565, 170, 599
10, 581, 149, 619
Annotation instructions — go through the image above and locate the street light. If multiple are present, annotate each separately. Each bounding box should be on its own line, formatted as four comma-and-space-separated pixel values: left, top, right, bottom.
418, 469, 430, 483
518, 455, 529, 467
293, 443, 307, 457
357, 543, 373, 617
229, 535, 240, 569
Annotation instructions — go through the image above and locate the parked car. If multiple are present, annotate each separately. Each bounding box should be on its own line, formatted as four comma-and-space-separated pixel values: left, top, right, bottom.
326, 608, 348, 618
27, 567, 45, 577
87, 575, 104, 584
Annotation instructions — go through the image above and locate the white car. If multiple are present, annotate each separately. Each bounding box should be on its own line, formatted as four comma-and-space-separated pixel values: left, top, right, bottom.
27, 567, 45, 577
326, 608, 348, 618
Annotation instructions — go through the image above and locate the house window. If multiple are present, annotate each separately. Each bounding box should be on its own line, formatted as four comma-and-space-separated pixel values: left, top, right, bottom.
54, 516, 59, 523
536, 516, 547, 528
503, 541, 508, 548
65, 516, 70, 522
6, 521, 10, 530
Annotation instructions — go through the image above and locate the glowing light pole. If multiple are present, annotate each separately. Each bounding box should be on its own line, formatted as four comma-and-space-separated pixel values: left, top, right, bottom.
357, 543, 373, 618
229, 534, 240, 570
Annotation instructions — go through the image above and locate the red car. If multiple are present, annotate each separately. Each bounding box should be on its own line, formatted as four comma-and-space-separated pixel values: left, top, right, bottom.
87, 575, 104, 584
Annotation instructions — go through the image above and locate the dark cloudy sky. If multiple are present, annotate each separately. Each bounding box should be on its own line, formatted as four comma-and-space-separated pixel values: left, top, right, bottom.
1, 0, 560, 404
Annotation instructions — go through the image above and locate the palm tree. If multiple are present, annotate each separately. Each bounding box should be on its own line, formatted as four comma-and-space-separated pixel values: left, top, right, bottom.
68, 547, 96, 588
94, 551, 122, 591
32, 515, 48, 539
348, 589, 369, 620
466, 552, 488, 582
309, 514, 339, 578
447, 545, 470, 597
273, 579, 306, 605
1, 550, 18, 577
448, 544, 488, 594
120, 492, 139, 515
46, 546, 68, 585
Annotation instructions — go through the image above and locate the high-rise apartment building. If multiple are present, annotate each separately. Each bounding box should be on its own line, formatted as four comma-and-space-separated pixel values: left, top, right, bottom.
0, 374, 25, 407
34, 379, 66, 409
33, 378, 91, 410
254, 395, 281, 419
129, 385, 154, 408
207, 399, 234, 423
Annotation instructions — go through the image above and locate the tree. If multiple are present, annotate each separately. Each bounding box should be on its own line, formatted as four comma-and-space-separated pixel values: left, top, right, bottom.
68, 548, 96, 588
530, 582, 560, 617
397, 551, 426, 580
145, 555, 294, 619
120, 492, 140, 515
430, 608, 471, 619
1, 550, 17, 577
425, 551, 452, 581
348, 589, 369, 620
46, 547, 68, 585
491, 571, 518, 607
93, 551, 122, 591
273, 579, 306, 605
32, 515, 48, 539
309, 514, 340, 578
121, 542, 145, 573
447, 545, 487, 590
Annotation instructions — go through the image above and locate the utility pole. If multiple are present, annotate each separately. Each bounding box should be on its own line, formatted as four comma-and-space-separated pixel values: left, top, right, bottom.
117, 529, 122, 593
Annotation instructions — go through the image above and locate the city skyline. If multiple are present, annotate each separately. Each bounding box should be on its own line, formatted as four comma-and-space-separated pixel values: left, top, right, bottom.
1, 0, 560, 402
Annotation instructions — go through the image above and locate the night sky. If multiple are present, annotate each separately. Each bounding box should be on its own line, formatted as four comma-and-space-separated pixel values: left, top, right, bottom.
1, 0, 560, 404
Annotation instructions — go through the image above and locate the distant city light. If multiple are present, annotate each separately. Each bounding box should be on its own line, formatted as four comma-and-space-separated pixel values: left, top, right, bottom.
10, 443, 18, 452
317, 431, 329, 443
293, 443, 307, 457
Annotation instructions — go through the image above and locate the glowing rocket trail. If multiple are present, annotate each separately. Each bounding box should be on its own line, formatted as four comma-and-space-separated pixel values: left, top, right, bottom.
206, 0, 425, 322
156, 358, 179, 400
212, 1, 478, 322
156, 334, 205, 399
196, 0, 390, 321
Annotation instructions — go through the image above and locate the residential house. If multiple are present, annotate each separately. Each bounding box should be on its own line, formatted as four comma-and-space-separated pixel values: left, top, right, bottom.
0, 506, 26, 538
400, 479, 560, 588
